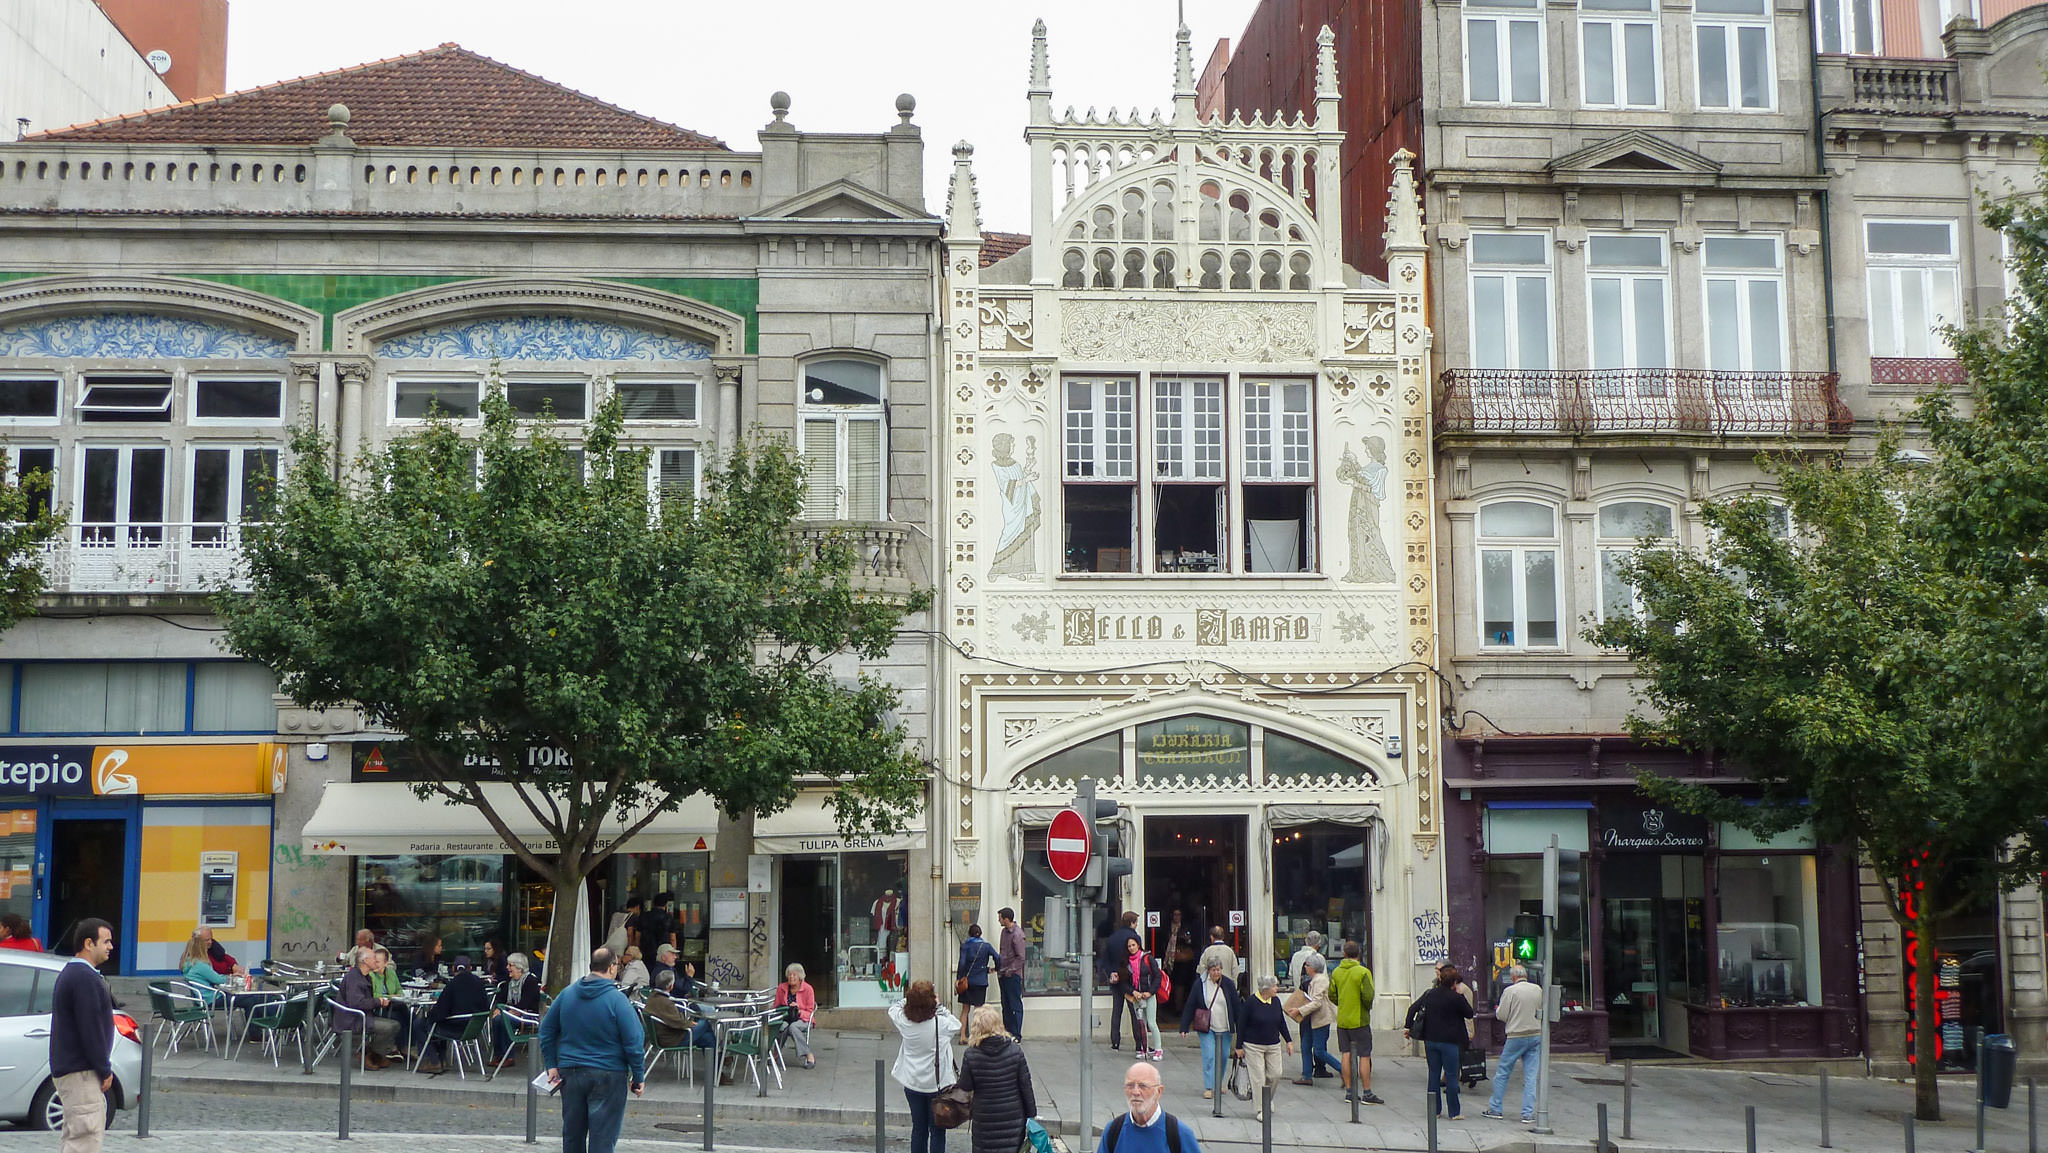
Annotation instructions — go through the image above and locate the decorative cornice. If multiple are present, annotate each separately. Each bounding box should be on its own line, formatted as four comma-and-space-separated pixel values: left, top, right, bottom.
0, 274, 321, 354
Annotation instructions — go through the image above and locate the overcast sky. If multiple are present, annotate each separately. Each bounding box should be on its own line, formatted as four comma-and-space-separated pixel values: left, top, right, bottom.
222, 0, 1266, 230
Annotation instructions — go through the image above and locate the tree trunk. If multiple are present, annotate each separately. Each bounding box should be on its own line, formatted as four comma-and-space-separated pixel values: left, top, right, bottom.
1912, 909, 1942, 1122
540, 859, 589, 998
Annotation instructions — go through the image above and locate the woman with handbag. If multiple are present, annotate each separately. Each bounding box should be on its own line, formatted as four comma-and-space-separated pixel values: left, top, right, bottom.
1179, 959, 1241, 1100
891, 981, 960, 1153
955, 1006, 1035, 1153
1403, 963, 1478, 1120
956, 923, 998, 1044
1109, 936, 1163, 1061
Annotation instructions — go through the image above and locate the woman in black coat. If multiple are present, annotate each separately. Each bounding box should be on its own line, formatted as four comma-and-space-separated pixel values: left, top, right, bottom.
954, 1006, 1036, 1153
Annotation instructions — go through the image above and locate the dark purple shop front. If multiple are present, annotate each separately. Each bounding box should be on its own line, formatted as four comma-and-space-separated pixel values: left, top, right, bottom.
1443, 736, 1863, 1060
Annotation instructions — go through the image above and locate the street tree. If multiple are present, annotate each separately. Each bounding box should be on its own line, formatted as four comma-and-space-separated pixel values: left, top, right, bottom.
217, 388, 931, 990
0, 455, 64, 628
1590, 175, 2048, 1120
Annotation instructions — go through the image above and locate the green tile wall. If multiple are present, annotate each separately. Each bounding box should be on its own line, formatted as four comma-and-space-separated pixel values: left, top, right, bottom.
0, 272, 760, 354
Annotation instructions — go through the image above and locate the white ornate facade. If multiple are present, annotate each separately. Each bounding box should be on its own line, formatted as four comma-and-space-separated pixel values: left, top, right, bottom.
936, 23, 1437, 1027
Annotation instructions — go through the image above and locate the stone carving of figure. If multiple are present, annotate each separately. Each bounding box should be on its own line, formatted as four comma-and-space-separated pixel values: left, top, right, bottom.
1337, 437, 1396, 584
989, 432, 1041, 577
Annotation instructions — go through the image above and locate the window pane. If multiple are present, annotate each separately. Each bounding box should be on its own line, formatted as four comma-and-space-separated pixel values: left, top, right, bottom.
1737, 25, 1769, 106
106, 662, 188, 733
1509, 19, 1543, 102
394, 380, 478, 419
1589, 235, 1664, 267
1633, 276, 1669, 368
1706, 237, 1779, 269
0, 378, 58, 418
1472, 233, 1550, 265
82, 449, 118, 526
1102, 380, 1135, 479
1244, 383, 1274, 479
242, 450, 279, 521
804, 360, 882, 406
1154, 380, 1185, 479
846, 420, 883, 521
1193, 380, 1225, 480
1625, 24, 1658, 104
129, 448, 166, 525
1516, 275, 1551, 369
656, 449, 697, 509
1473, 276, 1509, 368
1698, 24, 1730, 105
1599, 501, 1674, 537
1748, 279, 1784, 371
1591, 278, 1625, 368
1524, 550, 1559, 644
1601, 549, 1636, 619
1481, 549, 1516, 644
616, 379, 698, 421
801, 420, 839, 519
1272, 823, 1374, 976
1280, 382, 1312, 479
1818, 0, 1843, 51
1716, 856, 1819, 1006
1468, 18, 1503, 101
1065, 380, 1095, 478
355, 854, 508, 965
505, 381, 586, 420
1585, 23, 1617, 104
1481, 501, 1556, 537
1137, 716, 1250, 786
1697, 0, 1765, 13
192, 450, 231, 523
1486, 858, 1589, 1004
1899, 271, 1929, 357
1870, 271, 1899, 357
1929, 268, 1959, 352
1853, 0, 1875, 51
194, 378, 284, 420
1707, 280, 1742, 370
15, 449, 53, 520
193, 662, 279, 732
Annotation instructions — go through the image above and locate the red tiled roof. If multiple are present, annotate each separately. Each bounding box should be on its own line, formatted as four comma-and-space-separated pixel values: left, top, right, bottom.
980, 231, 1030, 267
31, 43, 728, 151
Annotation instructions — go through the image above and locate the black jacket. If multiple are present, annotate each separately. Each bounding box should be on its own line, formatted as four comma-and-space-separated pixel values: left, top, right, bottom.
1107, 949, 1161, 997
430, 970, 492, 1024
1237, 990, 1294, 1047
335, 966, 377, 1033
1098, 926, 1140, 981
1179, 974, 1242, 1034
51, 958, 115, 1081
956, 1034, 1036, 1153
498, 972, 542, 1014
1404, 985, 1475, 1046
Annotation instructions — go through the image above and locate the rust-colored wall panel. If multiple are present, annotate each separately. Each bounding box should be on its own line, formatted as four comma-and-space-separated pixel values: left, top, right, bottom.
1225, 0, 1424, 280
95, 0, 229, 103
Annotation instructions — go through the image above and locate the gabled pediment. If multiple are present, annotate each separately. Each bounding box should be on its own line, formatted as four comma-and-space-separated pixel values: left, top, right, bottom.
751, 179, 929, 222
1547, 131, 1724, 182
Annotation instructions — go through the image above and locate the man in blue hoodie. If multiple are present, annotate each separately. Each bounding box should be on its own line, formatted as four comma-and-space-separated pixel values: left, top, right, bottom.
541, 947, 646, 1153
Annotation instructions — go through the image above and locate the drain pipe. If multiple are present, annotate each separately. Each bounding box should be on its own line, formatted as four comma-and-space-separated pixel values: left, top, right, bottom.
1809, 35, 1841, 393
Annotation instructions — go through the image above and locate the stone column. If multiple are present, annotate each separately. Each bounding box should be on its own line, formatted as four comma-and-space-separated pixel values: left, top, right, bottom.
336, 359, 369, 469
713, 362, 742, 455
288, 358, 320, 431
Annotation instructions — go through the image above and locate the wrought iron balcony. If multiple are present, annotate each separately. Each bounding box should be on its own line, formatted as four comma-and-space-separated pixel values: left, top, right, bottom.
1435, 369, 1850, 437
1870, 357, 1968, 386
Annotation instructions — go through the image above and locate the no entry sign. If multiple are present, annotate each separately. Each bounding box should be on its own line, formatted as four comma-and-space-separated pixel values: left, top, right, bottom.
1048, 808, 1091, 883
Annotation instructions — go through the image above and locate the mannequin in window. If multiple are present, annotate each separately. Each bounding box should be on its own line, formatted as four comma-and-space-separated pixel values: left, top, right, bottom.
873, 889, 902, 953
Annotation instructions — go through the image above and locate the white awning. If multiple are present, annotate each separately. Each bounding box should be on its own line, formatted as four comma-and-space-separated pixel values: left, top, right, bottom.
751, 790, 926, 855
301, 782, 720, 856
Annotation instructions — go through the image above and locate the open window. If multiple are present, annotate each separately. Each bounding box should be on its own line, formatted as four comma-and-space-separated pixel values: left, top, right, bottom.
1242, 378, 1314, 572
77, 375, 173, 424
1064, 376, 1137, 572
1152, 377, 1224, 572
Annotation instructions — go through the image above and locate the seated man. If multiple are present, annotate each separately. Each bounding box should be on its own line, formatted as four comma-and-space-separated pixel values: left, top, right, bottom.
339, 928, 375, 968
649, 943, 678, 987
198, 927, 240, 976
416, 955, 491, 1073
337, 947, 402, 1069
673, 958, 704, 999
490, 951, 543, 1064
645, 969, 717, 1051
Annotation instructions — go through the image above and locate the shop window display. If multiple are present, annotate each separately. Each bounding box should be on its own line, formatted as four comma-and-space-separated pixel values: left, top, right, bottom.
606, 852, 710, 966
356, 854, 508, 962
839, 852, 911, 1007
1714, 855, 1818, 1007
0, 806, 30, 927
1483, 858, 1587, 1005
1020, 827, 1083, 994
1270, 821, 1374, 974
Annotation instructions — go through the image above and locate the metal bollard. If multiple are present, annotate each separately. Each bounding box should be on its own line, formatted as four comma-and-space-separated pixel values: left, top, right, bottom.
1427, 1090, 1439, 1153
1261, 1084, 1274, 1153
338, 1029, 352, 1141
1903, 1112, 1916, 1153
1745, 1105, 1756, 1153
2030, 1078, 2038, 1153
524, 1036, 539, 1144
1598, 1102, 1610, 1153
1622, 1059, 1634, 1140
1820, 1067, 1831, 1148
875, 1059, 886, 1153
701, 1027, 716, 1153
136, 1021, 153, 1138
1212, 1044, 1224, 1119
1348, 1066, 1360, 1125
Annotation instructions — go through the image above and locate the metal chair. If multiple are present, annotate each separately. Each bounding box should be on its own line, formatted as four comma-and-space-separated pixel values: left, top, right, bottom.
639, 1005, 697, 1086
719, 1014, 781, 1096
487, 1005, 542, 1081
311, 996, 373, 1071
236, 993, 312, 1067
146, 982, 215, 1056
411, 1011, 491, 1079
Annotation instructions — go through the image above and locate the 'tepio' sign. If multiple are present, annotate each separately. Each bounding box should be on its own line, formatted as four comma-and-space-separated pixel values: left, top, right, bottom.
1047, 808, 1091, 884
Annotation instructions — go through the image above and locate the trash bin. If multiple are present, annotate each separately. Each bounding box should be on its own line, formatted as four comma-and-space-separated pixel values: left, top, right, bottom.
1979, 1032, 2017, 1109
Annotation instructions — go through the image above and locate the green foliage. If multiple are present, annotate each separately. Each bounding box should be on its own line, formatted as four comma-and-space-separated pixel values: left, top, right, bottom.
0, 455, 63, 629
216, 383, 932, 879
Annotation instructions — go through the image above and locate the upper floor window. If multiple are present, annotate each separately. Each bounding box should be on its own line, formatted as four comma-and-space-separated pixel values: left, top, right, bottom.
1470, 233, 1554, 371
1696, 0, 1774, 110
1466, 0, 1546, 105
1479, 500, 1561, 649
1597, 501, 1678, 620
1815, 0, 1879, 52
1704, 236, 1786, 374
1588, 234, 1672, 371
390, 376, 588, 422
800, 358, 885, 521
1064, 374, 1317, 575
189, 445, 278, 543
5, 446, 55, 521
77, 375, 172, 423
191, 376, 285, 424
615, 378, 699, 422
1583, 0, 1662, 108
1866, 220, 1960, 359
0, 376, 60, 425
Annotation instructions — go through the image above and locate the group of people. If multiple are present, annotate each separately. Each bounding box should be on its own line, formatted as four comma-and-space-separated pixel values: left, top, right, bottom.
330, 928, 542, 1073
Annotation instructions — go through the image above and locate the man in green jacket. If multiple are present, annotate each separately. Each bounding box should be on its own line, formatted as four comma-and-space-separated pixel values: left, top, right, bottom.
1328, 940, 1383, 1104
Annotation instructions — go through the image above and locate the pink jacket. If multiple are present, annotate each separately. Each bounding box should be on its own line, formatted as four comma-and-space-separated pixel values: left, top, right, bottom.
774, 979, 817, 1023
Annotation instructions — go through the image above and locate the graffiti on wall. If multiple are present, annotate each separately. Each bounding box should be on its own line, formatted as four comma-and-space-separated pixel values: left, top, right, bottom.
271, 842, 333, 960
1412, 909, 1448, 966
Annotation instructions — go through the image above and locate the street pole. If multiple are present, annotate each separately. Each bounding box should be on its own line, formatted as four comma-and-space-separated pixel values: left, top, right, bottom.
1531, 835, 1558, 1136
1077, 777, 1096, 1149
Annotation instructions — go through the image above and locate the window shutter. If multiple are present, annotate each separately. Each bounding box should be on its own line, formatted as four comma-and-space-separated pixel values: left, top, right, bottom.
846, 419, 884, 521
801, 420, 841, 519
658, 449, 697, 511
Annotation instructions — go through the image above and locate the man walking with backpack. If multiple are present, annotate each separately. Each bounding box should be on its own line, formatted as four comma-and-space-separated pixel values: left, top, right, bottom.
1328, 940, 1383, 1104
1096, 1062, 1205, 1153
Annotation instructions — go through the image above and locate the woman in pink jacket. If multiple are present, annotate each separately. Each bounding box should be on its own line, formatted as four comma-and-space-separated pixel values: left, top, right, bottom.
773, 962, 819, 1068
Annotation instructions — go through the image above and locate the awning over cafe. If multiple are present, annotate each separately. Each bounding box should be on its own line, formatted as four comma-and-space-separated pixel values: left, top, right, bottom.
301, 782, 721, 856
751, 790, 926, 855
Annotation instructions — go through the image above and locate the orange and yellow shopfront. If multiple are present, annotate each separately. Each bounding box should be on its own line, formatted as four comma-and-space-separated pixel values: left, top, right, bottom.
0, 742, 282, 974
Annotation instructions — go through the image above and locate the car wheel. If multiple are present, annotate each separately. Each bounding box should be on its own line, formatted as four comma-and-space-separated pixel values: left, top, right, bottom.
29, 1078, 62, 1132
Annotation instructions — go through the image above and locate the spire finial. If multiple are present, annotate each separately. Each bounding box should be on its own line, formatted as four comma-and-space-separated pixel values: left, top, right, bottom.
947, 140, 982, 241
1315, 25, 1339, 101
1174, 23, 1195, 95
1030, 19, 1051, 93
1383, 148, 1425, 252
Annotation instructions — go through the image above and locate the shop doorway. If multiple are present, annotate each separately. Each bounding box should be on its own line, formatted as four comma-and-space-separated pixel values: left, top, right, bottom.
780, 856, 838, 1007
1600, 854, 1705, 1058
1144, 815, 1247, 993
50, 819, 128, 973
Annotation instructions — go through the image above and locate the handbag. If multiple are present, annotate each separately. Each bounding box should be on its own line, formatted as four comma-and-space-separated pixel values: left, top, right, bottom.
1226, 1054, 1254, 1100
1022, 1118, 1055, 1153
930, 1018, 974, 1130
955, 977, 971, 997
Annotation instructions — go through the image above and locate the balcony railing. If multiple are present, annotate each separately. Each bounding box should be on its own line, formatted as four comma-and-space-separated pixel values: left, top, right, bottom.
1436, 369, 1850, 437
1871, 357, 1968, 386
795, 521, 925, 598
1840, 58, 1957, 116
40, 523, 253, 595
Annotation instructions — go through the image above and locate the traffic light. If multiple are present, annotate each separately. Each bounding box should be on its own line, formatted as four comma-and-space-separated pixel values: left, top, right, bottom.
1083, 800, 1131, 898
1543, 845, 1584, 923
1512, 913, 1543, 962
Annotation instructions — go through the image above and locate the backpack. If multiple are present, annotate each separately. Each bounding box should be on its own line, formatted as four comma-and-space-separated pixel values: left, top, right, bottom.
1103, 1110, 1184, 1153
1154, 957, 1172, 1004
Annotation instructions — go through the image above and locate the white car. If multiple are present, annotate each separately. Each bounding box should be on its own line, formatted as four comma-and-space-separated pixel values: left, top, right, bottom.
0, 949, 144, 1130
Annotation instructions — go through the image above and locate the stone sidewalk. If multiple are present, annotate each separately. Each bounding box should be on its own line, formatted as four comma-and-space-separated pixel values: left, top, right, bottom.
109, 1017, 2044, 1152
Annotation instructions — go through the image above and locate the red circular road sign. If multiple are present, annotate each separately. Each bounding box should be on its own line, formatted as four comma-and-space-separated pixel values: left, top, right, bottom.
1047, 808, 1091, 884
